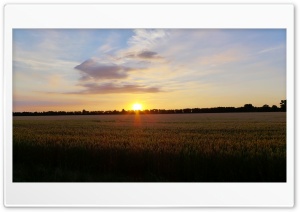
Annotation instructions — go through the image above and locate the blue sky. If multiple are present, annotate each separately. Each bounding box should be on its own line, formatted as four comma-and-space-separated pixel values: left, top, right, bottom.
13, 29, 286, 111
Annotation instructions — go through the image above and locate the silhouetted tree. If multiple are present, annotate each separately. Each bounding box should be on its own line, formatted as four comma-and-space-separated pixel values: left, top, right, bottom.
271, 105, 279, 111
175, 109, 183, 113
244, 104, 254, 112
244, 104, 253, 108
280, 100, 286, 112
183, 108, 192, 113
82, 109, 90, 115
260, 104, 271, 112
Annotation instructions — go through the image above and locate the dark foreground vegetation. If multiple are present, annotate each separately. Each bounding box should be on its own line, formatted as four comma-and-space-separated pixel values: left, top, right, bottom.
13, 100, 287, 116
13, 113, 286, 182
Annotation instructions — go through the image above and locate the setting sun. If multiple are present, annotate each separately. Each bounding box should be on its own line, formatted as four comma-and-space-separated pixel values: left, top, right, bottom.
133, 103, 142, 111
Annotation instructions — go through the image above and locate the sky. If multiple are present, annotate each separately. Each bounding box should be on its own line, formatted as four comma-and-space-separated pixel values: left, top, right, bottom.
13, 29, 286, 112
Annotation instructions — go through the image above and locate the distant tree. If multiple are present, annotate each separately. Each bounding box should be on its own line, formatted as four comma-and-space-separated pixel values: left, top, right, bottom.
192, 108, 201, 113
261, 104, 271, 112
183, 108, 192, 113
271, 105, 279, 111
244, 104, 253, 108
244, 104, 254, 111
175, 109, 183, 113
280, 100, 286, 111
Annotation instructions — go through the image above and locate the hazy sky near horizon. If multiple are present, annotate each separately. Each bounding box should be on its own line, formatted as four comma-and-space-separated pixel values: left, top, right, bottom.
13, 29, 286, 112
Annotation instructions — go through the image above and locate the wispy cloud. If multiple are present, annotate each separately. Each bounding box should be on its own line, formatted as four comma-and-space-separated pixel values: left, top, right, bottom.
95, 32, 121, 54
197, 49, 243, 66
257, 45, 285, 54
67, 82, 161, 94
128, 29, 168, 51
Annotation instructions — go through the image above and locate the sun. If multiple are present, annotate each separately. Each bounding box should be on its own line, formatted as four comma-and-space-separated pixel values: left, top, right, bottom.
133, 103, 142, 111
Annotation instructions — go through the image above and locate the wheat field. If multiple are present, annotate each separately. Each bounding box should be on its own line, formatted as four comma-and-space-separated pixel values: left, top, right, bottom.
13, 112, 286, 182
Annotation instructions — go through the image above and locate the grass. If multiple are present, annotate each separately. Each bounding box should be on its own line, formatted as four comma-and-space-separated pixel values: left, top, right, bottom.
13, 112, 286, 182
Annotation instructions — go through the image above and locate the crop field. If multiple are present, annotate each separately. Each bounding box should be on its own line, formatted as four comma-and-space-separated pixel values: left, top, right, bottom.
13, 112, 286, 182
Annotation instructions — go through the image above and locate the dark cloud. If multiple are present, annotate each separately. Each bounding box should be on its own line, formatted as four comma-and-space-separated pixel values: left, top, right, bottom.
67, 83, 161, 94
123, 50, 163, 60
75, 59, 132, 80
137, 51, 162, 59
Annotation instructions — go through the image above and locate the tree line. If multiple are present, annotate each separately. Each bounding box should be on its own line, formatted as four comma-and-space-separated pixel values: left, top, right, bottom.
13, 100, 287, 116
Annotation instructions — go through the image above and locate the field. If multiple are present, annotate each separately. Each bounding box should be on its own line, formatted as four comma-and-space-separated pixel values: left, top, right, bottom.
13, 112, 286, 182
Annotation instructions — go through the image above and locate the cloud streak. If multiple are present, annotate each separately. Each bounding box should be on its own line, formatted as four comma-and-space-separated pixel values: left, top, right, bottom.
257, 45, 285, 54
67, 83, 161, 94
138, 51, 161, 59
123, 50, 164, 60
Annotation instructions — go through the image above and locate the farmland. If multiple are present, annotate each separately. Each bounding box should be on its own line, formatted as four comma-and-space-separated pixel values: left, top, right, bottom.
13, 112, 286, 182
